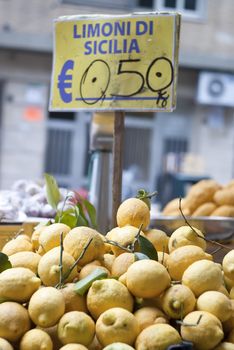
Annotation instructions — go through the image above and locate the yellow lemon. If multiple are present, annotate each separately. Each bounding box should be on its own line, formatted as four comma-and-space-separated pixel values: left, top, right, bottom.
79, 264, 109, 280
168, 225, 206, 253
2, 238, 33, 256
28, 287, 65, 327
196, 291, 232, 322
116, 198, 150, 230
134, 306, 168, 331
223, 251, 234, 281
39, 223, 70, 253
0, 267, 41, 302
0, 302, 31, 342
102, 343, 135, 350
167, 245, 212, 281
19, 329, 53, 350
9, 251, 41, 274
161, 284, 196, 319
181, 311, 224, 350
126, 260, 171, 298
63, 227, 105, 265
38, 247, 78, 286
15, 234, 31, 242
31, 225, 47, 251
118, 272, 127, 286
0, 338, 13, 350
144, 229, 169, 253
57, 311, 95, 346
182, 259, 223, 297
36, 325, 63, 350
60, 283, 87, 313
102, 253, 115, 271
224, 275, 234, 292
214, 343, 234, 350
96, 307, 139, 346
135, 323, 181, 350
106, 226, 143, 257
87, 278, 133, 320
60, 345, 89, 350
111, 253, 135, 278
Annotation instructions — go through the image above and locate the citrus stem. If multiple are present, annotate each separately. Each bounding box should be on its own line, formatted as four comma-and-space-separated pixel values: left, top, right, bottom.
143, 191, 158, 199
179, 198, 232, 251
104, 238, 132, 253
131, 223, 144, 252
58, 193, 74, 223
176, 314, 203, 327
58, 232, 64, 288
56, 237, 93, 289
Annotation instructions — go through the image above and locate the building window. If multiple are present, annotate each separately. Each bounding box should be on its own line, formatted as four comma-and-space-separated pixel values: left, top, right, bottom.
138, 0, 154, 8
155, 0, 206, 20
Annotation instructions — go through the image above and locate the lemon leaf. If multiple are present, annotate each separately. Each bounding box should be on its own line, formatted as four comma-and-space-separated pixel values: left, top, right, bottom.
75, 203, 89, 227
82, 199, 97, 229
0, 252, 12, 273
138, 235, 158, 261
74, 267, 108, 296
57, 210, 77, 228
44, 173, 60, 210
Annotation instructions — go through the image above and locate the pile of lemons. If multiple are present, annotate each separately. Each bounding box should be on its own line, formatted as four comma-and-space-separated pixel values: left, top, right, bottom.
1, 197, 234, 350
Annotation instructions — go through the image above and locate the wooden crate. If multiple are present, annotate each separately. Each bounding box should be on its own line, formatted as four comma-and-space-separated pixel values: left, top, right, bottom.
0, 223, 23, 250
0, 221, 39, 251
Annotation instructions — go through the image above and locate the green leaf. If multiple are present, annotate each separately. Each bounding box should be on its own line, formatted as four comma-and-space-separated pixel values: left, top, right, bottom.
82, 199, 97, 229
58, 210, 77, 228
76, 203, 89, 227
44, 173, 60, 210
138, 235, 158, 261
0, 252, 12, 273
74, 267, 108, 296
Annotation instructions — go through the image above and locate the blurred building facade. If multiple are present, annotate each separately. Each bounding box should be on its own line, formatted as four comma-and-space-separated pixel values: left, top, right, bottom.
0, 0, 234, 198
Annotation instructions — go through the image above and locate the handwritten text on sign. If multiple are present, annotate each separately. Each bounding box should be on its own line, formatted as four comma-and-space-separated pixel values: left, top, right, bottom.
50, 13, 181, 111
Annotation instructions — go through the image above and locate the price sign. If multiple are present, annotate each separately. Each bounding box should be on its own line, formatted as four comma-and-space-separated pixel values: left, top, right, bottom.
50, 13, 181, 112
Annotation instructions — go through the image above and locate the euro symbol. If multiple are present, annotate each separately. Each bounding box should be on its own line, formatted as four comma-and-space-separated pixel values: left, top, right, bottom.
57, 60, 74, 103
